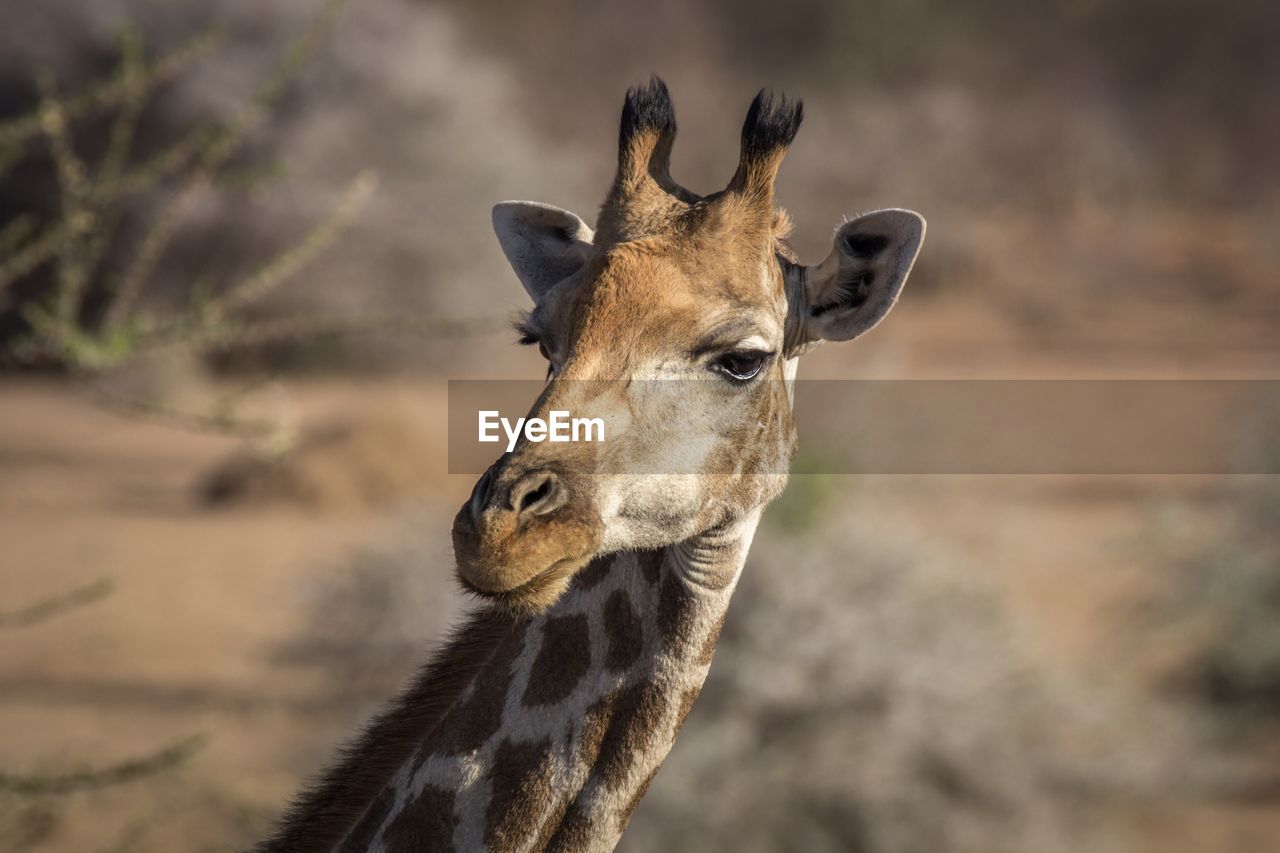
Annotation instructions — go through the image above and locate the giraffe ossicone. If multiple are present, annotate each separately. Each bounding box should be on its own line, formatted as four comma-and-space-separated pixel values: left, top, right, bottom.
259, 77, 924, 852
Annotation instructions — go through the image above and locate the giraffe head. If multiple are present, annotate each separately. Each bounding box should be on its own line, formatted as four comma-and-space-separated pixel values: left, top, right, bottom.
454, 78, 924, 612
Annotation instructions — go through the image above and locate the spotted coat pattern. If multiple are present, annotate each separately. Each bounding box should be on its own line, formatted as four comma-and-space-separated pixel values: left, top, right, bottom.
336, 524, 754, 852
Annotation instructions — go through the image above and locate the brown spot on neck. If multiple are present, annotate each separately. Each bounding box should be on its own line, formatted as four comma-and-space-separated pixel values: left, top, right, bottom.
485, 738, 555, 851
636, 548, 664, 586
380, 785, 458, 852
439, 624, 527, 755
574, 554, 614, 590
603, 590, 644, 672
594, 681, 665, 795
522, 613, 590, 707
543, 801, 595, 852
544, 679, 678, 847
657, 570, 692, 648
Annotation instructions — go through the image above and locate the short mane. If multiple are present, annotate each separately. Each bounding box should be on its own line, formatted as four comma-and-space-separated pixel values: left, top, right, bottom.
254, 607, 519, 852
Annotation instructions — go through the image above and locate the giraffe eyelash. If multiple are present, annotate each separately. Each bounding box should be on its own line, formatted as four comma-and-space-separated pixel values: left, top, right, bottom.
512, 313, 540, 346
513, 314, 556, 368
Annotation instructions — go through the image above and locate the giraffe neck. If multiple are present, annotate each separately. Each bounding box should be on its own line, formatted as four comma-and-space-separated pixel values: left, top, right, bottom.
313, 512, 760, 853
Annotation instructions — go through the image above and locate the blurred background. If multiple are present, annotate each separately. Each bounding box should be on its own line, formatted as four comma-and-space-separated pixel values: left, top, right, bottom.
1, 0, 1278, 850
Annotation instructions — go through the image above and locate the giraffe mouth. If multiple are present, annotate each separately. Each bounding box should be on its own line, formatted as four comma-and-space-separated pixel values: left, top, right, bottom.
452, 448, 604, 613
455, 554, 591, 614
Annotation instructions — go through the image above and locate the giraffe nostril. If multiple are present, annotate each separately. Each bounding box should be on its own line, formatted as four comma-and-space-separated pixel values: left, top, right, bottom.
507, 470, 567, 522
518, 479, 551, 513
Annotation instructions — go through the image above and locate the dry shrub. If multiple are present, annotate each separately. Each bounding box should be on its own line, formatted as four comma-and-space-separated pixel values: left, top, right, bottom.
1, 0, 585, 373
623, 511, 1195, 853
200, 413, 444, 511
1165, 479, 1280, 729
6, 0, 1277, 375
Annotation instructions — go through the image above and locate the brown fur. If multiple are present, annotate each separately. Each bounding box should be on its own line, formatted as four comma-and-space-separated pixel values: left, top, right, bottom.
594, 680, 667, 794
380, 785, 458, 851
603, 590, 644, 672
637, 549, 663, 586
484, 738, 556, 850
544, 801, 595, 852
436, 627, 527, 756
255, 607, 517, 853
576, 554, 615, 590
333, 787, 396, 853
521, 613, 591, 707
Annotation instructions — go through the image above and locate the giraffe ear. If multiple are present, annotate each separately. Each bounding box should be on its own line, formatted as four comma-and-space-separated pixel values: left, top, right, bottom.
789, 209, 924, 351
492, 201, 595, 302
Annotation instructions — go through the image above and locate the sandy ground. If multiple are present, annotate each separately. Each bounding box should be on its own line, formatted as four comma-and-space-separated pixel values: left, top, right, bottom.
0, 378, 472, 850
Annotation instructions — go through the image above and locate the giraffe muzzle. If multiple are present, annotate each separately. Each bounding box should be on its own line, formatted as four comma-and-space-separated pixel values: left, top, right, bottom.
453, 462, 603, 612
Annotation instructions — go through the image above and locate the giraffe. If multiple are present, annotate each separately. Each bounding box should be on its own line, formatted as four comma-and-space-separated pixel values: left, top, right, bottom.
258, 78, 924, 852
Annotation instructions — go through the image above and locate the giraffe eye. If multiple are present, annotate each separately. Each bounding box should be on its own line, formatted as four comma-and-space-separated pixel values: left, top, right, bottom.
712, 350, 771, 383
518, 331, 557, 379
518, 332, 552, 363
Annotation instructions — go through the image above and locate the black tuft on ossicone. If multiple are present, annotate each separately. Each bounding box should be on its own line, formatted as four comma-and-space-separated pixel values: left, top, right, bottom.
619, 76, 677, 154
740, 89, 804, 162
